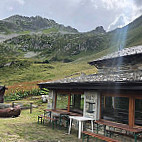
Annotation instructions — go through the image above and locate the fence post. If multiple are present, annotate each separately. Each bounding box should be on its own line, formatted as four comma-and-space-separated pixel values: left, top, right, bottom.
30, 103, 33, 114
12, 102, 14, 108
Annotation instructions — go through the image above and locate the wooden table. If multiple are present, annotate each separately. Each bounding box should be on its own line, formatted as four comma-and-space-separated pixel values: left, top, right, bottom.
44, 109, 70, 117
44, 109, 69, 125
95, 120, 142, 142
45, 109, 82, 117
44, 109, 82, 129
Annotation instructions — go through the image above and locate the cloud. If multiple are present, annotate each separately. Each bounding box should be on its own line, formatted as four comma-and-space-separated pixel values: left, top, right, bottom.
7, 6, 14, 11
106, 0, 142, 31
14, 0, 25, 5
108, 14, 129, 31
102, 0, 128, 9
0, 0, 142, 31
134, 0, 142, 6
133, 0, 142, 17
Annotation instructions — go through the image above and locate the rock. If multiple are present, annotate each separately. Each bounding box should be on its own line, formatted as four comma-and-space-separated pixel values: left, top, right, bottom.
88, 26, 106, 34
0, 105, 21, 117
95, 26, 106, 33
41, 95, 48, 103
0, 103, 11, 109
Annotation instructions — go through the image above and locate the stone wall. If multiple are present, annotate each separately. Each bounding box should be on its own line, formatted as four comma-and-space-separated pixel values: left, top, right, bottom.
98, 63, 142, 74
84, 91, 100, 120
47, 90, 56, 109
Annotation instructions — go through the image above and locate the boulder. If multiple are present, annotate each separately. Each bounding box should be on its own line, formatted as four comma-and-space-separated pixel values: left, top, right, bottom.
0, 105, 21, 117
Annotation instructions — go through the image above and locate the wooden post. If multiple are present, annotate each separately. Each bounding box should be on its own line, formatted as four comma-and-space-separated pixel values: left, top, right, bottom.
54, 92, 57, 110
74, 95, 81, 109
30, 103, 33, 114
104, 96, 106, 109
129, 97, 135, 128
67, 93, 71, 112
100, 94, 102, 120
12, 102, 14, 108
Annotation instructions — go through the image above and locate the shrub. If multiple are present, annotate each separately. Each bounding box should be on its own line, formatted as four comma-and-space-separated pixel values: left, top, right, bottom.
43, 59, 49, 64
4, 88, 41, 101
62, 58, 73, 63
40, 88, 49, 95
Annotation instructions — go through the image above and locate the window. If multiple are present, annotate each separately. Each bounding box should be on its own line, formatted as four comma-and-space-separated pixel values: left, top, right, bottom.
101, 95, 129, 124
135, 99, 142, 126
55, 93, 84, 114
70, 94, 84, 114
56, 94, 68, 109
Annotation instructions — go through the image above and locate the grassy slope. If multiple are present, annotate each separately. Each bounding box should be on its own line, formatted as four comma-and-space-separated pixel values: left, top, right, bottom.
0, 97, 82, 142
0, 33, 112, 86
0, 110, 81, 142
0, 59, 96, 86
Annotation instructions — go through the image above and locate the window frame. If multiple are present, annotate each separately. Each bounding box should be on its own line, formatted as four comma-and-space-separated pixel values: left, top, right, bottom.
100, 92, 142, 128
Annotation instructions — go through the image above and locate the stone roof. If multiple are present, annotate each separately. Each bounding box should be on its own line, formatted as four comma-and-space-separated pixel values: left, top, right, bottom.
89, 45, 142, 65
39, 70, 142, 85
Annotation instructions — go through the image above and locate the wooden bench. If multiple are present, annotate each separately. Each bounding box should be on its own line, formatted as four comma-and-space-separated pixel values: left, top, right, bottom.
106, 129, 130, 137
95, 120, 142, 142
106, 129, 142, 140
38, 115, 58, 129
38, 114, 44, 124
82, 131, 120, 142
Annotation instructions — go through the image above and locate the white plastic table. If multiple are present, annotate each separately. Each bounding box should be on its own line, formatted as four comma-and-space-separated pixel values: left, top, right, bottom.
68, 116, 94, 139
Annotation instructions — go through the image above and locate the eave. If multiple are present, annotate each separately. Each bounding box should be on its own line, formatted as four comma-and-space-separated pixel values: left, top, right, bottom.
38, 81, 142, 91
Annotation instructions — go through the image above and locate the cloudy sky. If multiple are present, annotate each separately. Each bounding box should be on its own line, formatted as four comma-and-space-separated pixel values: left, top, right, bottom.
0, 0, 142, 32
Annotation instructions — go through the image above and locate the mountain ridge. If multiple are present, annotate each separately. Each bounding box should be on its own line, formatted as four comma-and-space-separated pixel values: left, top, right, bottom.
0, 15, 79, 34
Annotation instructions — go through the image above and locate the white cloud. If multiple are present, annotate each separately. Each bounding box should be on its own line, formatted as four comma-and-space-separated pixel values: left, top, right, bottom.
134, 0, 142, 6
7, 6, 14, 11
106, 0, 142, 31
102, 0, 132, 10
14, 0, 25, 5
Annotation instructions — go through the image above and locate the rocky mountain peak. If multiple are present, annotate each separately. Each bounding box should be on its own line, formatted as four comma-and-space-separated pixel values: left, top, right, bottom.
86, 26, 106, 35
1, 15, 78, 33
95, 26, 106, 33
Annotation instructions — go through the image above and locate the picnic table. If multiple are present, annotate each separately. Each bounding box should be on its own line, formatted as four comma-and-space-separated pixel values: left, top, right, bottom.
44, 109, 82, 129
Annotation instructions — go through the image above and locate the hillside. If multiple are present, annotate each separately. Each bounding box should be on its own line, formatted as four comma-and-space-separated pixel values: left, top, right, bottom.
0, 15, 142, 86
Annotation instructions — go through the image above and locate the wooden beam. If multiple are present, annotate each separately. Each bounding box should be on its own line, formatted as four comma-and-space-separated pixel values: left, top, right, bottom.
129, 97, 135, 128
56, 90, 84, 95
101, 91, 142, 98
104, 96, 106, 109
102, 93, 130, 98
99, 94, 102, 120
54, 92, 57, 110
67, 93, 71, 112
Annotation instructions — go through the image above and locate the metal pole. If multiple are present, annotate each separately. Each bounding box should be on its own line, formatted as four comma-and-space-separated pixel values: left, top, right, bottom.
30, 103, 33, 114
